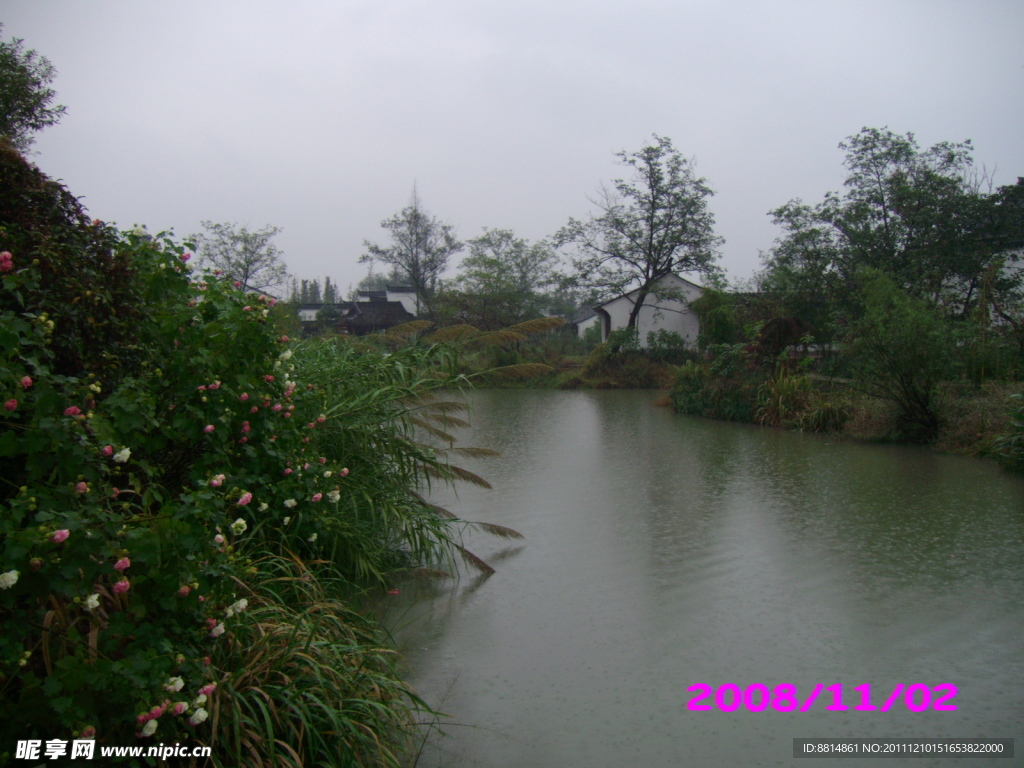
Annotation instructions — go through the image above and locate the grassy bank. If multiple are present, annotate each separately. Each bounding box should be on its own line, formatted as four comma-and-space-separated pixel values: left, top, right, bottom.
670, 350, 1023, 469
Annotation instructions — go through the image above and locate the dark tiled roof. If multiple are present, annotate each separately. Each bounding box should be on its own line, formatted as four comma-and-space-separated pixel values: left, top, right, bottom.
346, 302, 416, 334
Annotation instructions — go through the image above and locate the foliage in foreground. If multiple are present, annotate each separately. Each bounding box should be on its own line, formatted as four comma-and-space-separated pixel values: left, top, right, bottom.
0, 144, 498, 765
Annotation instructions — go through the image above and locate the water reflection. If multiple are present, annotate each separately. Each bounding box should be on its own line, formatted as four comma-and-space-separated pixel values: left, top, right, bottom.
383, 390, 1024, 768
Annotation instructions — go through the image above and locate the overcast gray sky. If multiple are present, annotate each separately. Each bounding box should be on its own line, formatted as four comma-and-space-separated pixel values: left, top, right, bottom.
5, 0, 1023, 295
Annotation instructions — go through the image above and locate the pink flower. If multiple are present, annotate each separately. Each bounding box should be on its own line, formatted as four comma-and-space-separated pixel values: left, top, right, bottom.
303, 463, 310, 470
203, 425, 215, 433
243, 306, 252, 312
318, 457, 326, 464
241, 421, 250, 433
268, 297, 277, 307
80, 726, 96, 739
340, 468, 349, 477
181, 253, 191, 262
3, 399, 16, 411
197, 385, 206, 391
272, 404, 282, 412
203, 656, 211, 666
172, 701, 188, 716
103, 445, 114, 456
387, 588, 400, 595
214, 534, 225, 545
237, 492, 252, 506
284, 468, 292, 475
306, 422, 315, 429
149, 704, 164, 719
113, 579, 130, 594
51, 529, 70, 543
205, 617, 217, 629
19, 376, 32, 388
239, 437, 248, 444
209, 474, 225, 487
264, 375, 274, 382
283, 412, 291, 419
0, 252, 12, 272
177, 585, 191, 597
316, 415, 326, 423
198, 683, 217, 696
64, 406, 81, 416
114, 557, 131, 571
75, 482, 88, 494
234, 281, 242, 288
250, 406, 258, 413
311, 493, 322, 503
209, 381, 220, 390
279, 336, 289, 343
240, 393, 249, 401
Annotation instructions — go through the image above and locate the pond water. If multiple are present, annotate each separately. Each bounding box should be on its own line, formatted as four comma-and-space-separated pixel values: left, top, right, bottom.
382, 390, 1024, 768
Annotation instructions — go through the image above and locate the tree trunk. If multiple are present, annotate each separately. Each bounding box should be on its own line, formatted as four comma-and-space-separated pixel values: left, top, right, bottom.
626, 288, 650, 332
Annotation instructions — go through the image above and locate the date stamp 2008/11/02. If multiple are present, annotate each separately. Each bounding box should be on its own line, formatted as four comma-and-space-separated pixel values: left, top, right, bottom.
686, 683, 957, 713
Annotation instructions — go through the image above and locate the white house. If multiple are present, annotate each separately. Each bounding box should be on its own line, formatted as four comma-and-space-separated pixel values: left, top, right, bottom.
592, 274, 704, 348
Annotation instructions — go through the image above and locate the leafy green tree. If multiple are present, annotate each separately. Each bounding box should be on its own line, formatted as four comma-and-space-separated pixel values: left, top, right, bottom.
760, 128, 1011, 323
441, 229, 558, 329
844, 269, 957, 442
361, 187, 462, 317
0, 24, 67, 152
556, 134, 722, 330
191, 220, 289, 295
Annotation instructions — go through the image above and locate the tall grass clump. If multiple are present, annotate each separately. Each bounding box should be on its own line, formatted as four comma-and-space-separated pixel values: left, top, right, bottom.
995, 393, 1024, 472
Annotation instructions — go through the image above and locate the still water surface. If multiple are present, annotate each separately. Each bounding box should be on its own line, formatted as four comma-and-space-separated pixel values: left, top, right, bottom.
384, 390, 1024, 767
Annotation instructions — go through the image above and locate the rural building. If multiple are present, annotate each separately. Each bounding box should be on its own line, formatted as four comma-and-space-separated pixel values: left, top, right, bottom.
592, 274, 704, 347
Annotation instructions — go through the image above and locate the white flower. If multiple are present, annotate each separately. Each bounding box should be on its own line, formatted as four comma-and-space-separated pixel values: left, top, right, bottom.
323, 471, 332, 478
279, 349, 293, 361
164, 676, 185, 693
283, 499, 297, 509
209, 622, 225, 638
192, 693, 207, 707
131, 225, 147, 237
89, 382, 102, 393
225, 598, 248, 618
282, 517, 291, 525
230, 518, 247, 536
0, 570, 19, 589
307, 533, 317, 543
257, 502, 268, 512
188, 707, 208, 726
113, 447, 131, 463
327, 490, 340, 503
84, 593, 100, 611
141, 719, 158, 737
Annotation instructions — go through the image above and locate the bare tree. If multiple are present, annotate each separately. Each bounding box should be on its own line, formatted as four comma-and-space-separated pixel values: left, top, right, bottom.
556, 135, 722, 330
361, 187, 462, 316
191, 221, 289, 295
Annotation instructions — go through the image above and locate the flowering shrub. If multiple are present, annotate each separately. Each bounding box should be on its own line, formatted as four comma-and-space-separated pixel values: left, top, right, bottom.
0, 145, 473, 761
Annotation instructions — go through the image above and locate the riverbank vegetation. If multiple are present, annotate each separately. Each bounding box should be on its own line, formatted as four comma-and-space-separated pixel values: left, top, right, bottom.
672, 128, 1023, 470
0, 141, 527, 765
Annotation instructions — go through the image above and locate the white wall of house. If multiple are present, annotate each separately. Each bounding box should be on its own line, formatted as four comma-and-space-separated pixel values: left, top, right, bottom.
576, 314, 600, 339
595, 274, 703, 348
385, 288, 419, 316
297, 308, 319, 322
